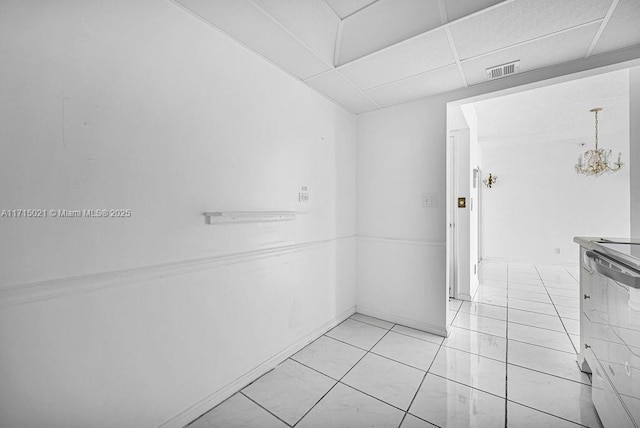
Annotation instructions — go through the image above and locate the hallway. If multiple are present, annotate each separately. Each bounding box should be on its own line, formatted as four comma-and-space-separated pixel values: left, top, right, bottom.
189, 260, 600, 427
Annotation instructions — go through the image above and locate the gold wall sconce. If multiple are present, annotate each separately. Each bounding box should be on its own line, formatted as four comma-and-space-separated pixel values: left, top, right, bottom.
483, 173, 497, 188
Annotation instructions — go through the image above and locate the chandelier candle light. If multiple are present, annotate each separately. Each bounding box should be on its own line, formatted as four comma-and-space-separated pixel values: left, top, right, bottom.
483, 173, 497, 188
575, 107, 623, 176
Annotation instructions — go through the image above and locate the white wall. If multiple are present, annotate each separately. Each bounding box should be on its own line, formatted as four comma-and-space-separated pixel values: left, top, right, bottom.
356, 101, 447, 334
0, 1, 356, 427
481, 137, 630, 264
452, 128, 472, 300
631, 67, 640, 237
356, 48, 640, 336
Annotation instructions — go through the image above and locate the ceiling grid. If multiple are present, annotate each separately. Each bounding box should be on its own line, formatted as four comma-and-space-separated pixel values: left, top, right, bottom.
246, 0, 334, 69
444, 27, 469, 88
173, 0, 640, 114
585, 0, 620, 58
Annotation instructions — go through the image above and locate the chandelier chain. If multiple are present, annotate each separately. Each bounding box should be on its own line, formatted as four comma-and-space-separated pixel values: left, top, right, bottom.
594, 109, 598, 150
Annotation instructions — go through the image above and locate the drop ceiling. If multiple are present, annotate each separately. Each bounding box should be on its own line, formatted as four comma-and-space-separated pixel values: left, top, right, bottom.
174, 0, 640, 114
472, 69, 629, 148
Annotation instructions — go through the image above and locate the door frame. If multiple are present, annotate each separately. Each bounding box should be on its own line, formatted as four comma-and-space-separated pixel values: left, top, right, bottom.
446, 134, 458, 300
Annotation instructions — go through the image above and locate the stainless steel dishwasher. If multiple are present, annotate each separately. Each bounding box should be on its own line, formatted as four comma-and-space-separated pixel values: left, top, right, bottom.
583, 242, 640, 428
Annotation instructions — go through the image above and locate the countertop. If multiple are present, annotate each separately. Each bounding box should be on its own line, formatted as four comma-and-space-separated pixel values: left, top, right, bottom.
574, 236, 640, 271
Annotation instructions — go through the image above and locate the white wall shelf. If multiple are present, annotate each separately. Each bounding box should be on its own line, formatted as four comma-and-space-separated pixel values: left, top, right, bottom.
203, 211, 296, 224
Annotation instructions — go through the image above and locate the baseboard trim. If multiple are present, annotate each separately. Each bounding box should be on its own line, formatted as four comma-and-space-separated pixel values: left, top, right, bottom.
158, 306, 356, 428
0, 236, 356, 308
355, 305, 447, 337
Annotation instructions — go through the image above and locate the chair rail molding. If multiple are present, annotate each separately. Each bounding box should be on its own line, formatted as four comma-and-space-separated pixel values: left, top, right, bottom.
0, 235, 356, 308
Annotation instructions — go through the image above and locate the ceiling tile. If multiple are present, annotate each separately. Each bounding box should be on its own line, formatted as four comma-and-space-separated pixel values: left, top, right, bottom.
323, 0, 379, 19
339, 28, 455, 90
462, 22, 600, 85
252, 0, 339, 65
305, 70, 380, 113
592, 0, 640, 56
444, 0, 505, 22
449, 0, 611, 60
338, 0, 443, 65
472, 69, 628, 147
176, 0, 329, 79
365, 64, 464, 107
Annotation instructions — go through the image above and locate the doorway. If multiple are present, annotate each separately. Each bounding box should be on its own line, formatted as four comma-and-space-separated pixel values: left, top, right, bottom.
446, 68, 632, 303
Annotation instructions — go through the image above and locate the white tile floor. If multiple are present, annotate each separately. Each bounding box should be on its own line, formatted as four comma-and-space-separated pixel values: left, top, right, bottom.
188, 261, 603, 427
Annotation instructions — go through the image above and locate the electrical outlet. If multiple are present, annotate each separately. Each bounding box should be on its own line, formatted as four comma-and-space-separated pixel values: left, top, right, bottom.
422, 192, 438, 208
554, 248, 561, 254
299, 192, 309, 202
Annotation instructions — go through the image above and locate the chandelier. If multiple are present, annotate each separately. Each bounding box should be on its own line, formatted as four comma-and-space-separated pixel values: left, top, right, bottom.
575, 107, 623, 176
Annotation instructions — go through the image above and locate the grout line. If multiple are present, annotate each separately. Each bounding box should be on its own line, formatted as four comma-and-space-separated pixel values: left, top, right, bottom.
335, 382, 410, 416
348, 316, 394, 330
507, 319, 574, 336
504, 304, 556, 317
446, 323, 505, 340
506, 399, 591, 427
457, 310, 506, 323
428, 372, 506, 400
533, 264, 580, 354
319, 333, 373, 351
506, 362, 592, 386
448, 297, 464, 325
402, 333, 446, 428
448, 319, 506, 338
292, 325, 397, 426
323, 334, 372, 352
508, 337, 576, 355
367, 350, 430, 373
397, 412, 408, 428
440, 342, 506, 364
387, 329, 445, 346
289, 357, 342, 381
240, 391, 294, 427
184, 390, 247, 427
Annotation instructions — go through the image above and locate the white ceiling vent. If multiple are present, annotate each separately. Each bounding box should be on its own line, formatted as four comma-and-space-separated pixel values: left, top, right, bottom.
486, 60, 520, 80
